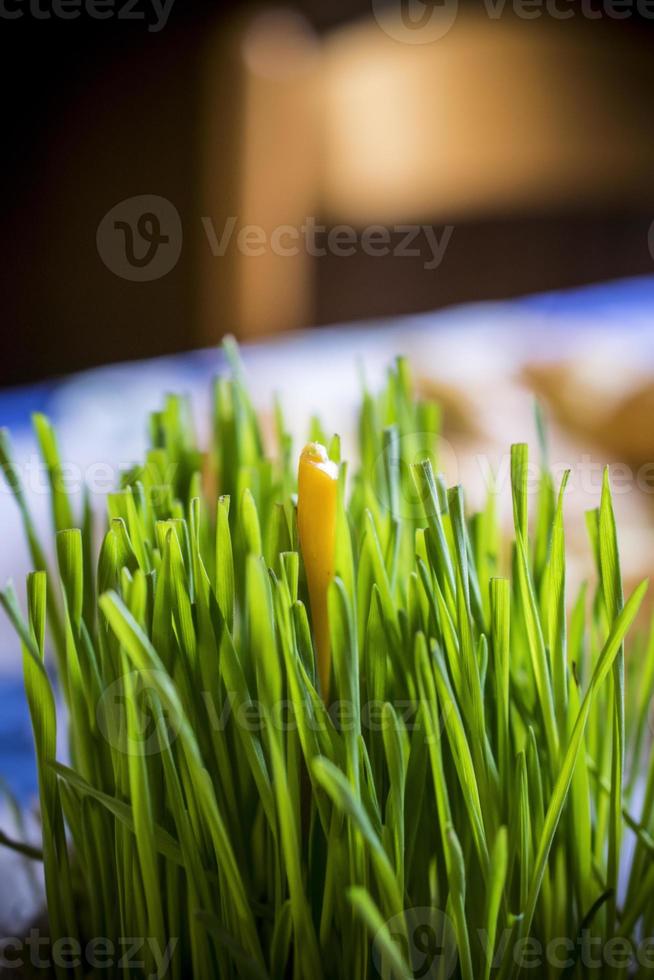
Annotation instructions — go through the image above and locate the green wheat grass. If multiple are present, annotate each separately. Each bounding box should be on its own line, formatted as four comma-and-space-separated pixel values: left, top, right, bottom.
1, 340, 654, 979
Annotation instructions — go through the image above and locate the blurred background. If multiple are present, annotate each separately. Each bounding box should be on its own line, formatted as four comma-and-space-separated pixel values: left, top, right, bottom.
3, 0, 654, 382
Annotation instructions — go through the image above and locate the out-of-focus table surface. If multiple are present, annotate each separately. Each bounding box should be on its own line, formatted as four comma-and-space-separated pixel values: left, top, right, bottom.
2, 274, 654, 929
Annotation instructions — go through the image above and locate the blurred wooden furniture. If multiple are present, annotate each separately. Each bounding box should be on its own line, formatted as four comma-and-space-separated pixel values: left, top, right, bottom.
206, 7, 654, 337
321, 12, 654, 223
200, 10, 319, 342
4, 3, 654, 384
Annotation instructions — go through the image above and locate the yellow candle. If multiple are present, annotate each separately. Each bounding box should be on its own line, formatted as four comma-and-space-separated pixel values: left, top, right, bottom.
297, 442, 338, 701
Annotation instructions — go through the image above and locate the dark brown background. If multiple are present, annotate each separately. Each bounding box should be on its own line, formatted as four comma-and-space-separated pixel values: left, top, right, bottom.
2, 0, 654, 386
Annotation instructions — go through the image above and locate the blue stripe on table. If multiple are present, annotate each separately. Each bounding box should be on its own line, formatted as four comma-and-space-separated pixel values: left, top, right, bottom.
0, 678, 38, 804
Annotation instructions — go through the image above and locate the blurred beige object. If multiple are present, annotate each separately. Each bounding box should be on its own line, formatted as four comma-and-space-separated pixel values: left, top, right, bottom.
604, 385, 654, 465
524, 358, 654, 465
415, 375, 481, 439
321, 12, 654, 224
406, 326, 654, 604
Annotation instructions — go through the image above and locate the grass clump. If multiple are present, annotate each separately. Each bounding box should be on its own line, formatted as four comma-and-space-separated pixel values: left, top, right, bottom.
1, 340, 654, 979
